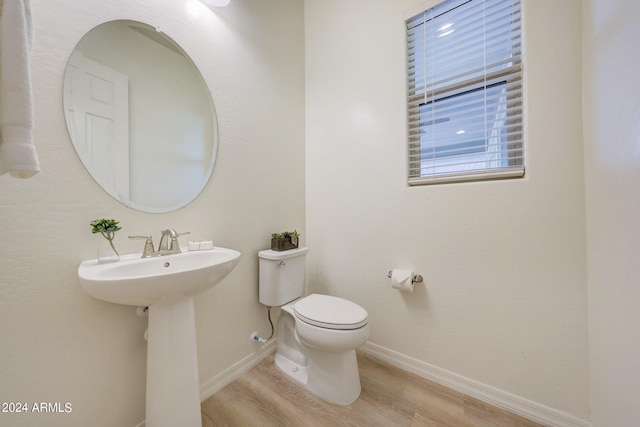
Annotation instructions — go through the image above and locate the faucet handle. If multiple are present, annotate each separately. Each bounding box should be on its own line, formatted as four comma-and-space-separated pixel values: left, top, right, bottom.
170, 231, 190, 251
129, 235, 155, 258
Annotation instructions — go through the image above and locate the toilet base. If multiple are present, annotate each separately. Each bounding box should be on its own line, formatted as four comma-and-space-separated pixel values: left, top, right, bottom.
275, 352, 308, 388
274, 309, 363, 406
275, 347, 362, 406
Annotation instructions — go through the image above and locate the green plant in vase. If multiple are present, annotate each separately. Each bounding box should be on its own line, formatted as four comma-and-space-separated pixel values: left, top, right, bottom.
90, 218, 122, 263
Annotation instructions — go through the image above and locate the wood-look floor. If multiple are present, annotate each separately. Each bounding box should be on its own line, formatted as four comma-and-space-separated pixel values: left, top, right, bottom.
201, 352, 544, 427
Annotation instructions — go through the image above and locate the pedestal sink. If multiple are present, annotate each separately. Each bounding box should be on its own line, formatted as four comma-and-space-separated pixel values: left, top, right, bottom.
78, 247, 241, 427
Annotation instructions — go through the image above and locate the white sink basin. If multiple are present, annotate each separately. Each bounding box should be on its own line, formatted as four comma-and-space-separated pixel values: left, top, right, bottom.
78, 246, 241, 306
78, 246, 241, 427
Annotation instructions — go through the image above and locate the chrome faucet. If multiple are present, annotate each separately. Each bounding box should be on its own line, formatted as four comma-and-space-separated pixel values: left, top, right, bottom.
129, 229, 190, 257
158, 228, 190, 255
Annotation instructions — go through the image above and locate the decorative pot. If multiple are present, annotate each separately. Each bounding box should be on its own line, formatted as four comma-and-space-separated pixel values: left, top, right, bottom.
271, 237, 298, 251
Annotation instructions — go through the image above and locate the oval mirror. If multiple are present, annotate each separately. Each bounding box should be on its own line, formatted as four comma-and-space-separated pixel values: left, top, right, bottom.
63, 20, 217, 213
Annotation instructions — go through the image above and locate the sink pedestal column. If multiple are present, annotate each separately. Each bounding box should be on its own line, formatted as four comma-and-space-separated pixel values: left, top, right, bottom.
146, 295, 202, 427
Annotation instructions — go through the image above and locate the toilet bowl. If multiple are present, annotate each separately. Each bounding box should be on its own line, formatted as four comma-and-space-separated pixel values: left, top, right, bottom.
257, 247, 370, 405
274, 294, 370, 405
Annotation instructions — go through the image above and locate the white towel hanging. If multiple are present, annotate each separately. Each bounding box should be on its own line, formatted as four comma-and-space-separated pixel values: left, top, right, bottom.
0, 0, 40, 178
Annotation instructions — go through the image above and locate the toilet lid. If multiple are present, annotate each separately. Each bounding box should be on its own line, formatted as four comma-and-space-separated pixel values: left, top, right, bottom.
294, 294, 368, 330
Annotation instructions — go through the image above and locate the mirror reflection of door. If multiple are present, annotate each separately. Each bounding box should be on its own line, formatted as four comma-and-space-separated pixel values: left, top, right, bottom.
64, 51, 130, 201
63, 20, 218, 213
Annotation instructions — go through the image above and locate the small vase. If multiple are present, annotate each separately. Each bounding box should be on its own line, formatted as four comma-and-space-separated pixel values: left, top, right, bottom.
98, 240, 119, 264
271, 237, 299, 251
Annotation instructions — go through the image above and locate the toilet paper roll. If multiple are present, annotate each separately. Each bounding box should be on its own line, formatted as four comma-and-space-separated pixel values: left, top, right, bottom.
390, 269, 414, 292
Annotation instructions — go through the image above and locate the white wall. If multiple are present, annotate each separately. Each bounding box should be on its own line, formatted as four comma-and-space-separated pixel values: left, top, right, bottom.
583, 0, 640, 425
305, 0, 589, 421
0, 1, 304, 426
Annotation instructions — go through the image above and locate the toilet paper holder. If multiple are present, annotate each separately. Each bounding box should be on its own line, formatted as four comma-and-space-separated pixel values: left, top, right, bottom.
387, 270, 423, 284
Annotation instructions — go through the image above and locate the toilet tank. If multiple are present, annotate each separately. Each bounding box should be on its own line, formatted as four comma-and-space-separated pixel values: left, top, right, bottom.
258, 247, 308, 306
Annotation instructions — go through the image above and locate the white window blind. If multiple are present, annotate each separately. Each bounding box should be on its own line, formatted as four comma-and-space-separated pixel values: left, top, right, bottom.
406, 0, 524, 185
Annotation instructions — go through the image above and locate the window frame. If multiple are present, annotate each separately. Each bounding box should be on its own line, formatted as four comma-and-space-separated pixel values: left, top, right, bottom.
406, 0, 524, 185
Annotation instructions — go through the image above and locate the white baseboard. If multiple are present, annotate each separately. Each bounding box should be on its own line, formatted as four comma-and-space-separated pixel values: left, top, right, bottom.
359, 342, 590, 427
136, 340, 588, 427
199, 340, 277, 402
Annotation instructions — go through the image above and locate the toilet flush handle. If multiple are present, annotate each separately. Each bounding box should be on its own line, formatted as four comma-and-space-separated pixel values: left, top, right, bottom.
277, 261, 286, 268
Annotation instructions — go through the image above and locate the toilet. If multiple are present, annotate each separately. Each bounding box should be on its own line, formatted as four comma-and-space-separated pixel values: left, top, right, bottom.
258, 247, 370, 406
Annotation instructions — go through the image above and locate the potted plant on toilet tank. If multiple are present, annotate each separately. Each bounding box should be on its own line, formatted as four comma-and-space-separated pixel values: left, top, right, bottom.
90, 218, 122, 263
271, 230, 299, 251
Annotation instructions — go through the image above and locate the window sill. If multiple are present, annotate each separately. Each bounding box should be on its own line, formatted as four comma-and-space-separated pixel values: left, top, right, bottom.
408, 167, 524, 186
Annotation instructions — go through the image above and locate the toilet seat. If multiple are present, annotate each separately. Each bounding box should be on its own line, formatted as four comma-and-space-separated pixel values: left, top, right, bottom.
294, 294, 368, 330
